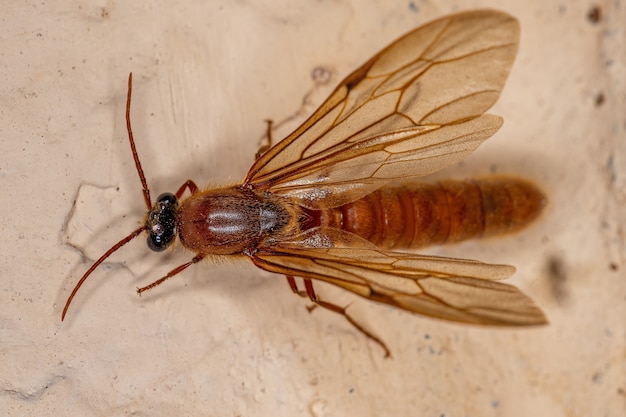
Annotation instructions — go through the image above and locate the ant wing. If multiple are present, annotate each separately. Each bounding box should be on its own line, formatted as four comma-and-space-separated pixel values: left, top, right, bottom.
245, 10, 519, 209
252, 229, 546, 326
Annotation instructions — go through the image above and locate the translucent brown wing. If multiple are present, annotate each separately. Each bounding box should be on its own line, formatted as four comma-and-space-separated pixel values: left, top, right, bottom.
244, 10, 520, 209
252, 230, 547, 326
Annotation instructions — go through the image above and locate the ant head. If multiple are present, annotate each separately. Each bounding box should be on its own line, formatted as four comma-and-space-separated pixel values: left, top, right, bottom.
146, 192, 178, 251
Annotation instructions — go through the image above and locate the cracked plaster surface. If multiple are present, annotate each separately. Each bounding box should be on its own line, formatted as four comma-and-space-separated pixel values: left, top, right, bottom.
1, 1, 624, 416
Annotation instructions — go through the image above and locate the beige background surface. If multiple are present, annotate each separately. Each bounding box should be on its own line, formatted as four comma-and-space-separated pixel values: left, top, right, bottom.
1, 1, 624, 416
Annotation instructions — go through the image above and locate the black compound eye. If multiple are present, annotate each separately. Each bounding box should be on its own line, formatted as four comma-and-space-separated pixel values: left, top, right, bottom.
147, 231, 171, 252
146, 192, 178, 252
156, 192, 177, 205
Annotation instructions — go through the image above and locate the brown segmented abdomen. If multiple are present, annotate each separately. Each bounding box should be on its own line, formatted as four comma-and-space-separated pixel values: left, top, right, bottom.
303, 178, 545, 250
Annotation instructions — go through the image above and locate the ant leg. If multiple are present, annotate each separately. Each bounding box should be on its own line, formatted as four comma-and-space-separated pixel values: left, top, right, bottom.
175, 180, 199, 199
286, 275, 310, 298
255, 119, 274, 160
137, 254, 205, 294
289, 276, 391, 358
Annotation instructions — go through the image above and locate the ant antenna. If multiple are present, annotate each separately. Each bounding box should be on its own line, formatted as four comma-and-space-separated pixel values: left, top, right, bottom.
62, 73, 152, 320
